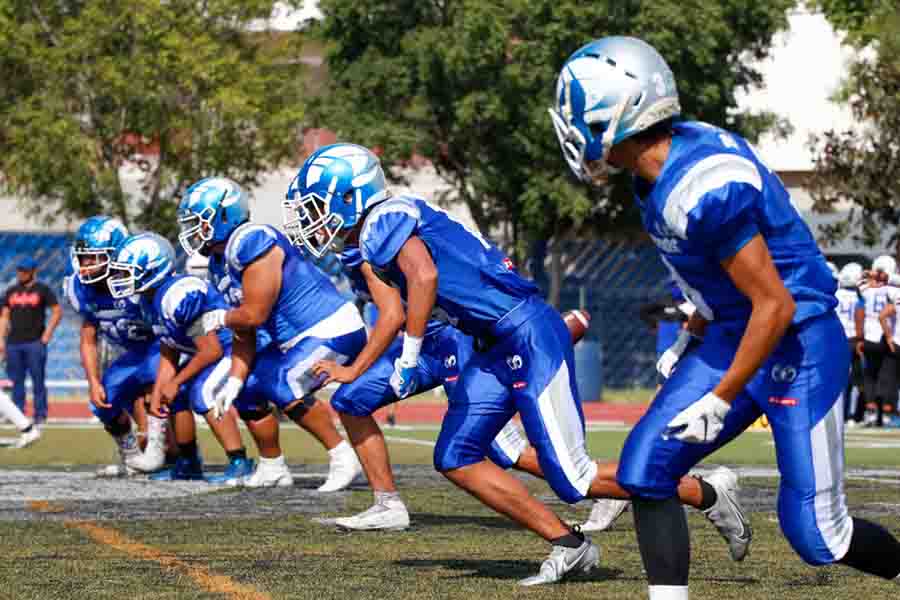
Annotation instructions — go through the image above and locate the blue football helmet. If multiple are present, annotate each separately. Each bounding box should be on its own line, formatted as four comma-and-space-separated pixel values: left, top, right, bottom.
71, 216, 130, 284
549, 36, 681, 183
284, 143, 389, 258
107, 233, 176, 299
177, 177, 250, 256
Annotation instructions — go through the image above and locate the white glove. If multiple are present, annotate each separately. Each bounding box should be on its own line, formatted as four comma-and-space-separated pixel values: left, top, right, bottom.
212, 376, 244, 421
656, 329, 693, 378
665, 392, 731, 444
389, 335, 423, 399
201, 309, 227, 335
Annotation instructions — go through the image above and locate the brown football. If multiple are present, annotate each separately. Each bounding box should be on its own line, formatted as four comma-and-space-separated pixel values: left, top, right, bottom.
563, 309, 591, 344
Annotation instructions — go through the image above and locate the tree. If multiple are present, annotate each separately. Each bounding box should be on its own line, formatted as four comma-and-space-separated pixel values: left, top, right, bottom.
809, 1, 900, 251
0, 0, 307, 238
312, 0, 793, 303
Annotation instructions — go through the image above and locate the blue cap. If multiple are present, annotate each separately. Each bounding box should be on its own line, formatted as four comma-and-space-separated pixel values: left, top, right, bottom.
17, 257, 37, 271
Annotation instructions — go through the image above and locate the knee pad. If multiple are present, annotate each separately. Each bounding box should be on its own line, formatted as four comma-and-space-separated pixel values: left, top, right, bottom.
238, 404, 272, 423
284, 395, 317, 421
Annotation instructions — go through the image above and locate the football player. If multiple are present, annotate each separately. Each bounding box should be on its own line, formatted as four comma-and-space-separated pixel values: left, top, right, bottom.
108, 232, 252, 483
179, 177, 363, 491
835, 263, 863, 424
285, 143, 749, 584
551, 36, 900, 598
66, 216, 165, 474
855, 255, 895, 426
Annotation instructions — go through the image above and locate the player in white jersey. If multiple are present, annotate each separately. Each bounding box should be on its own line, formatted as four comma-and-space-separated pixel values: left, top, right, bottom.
835, 263, 864, 425
856, 256, 895, 426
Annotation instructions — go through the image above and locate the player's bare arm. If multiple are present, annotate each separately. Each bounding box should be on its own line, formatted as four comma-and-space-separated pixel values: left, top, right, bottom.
855, 303, 865, 355
313, 261, 405, 385
715, 234, 796, 402
78, 320, 108, 409
395, 235, 437, 340
225, 245, 283, 330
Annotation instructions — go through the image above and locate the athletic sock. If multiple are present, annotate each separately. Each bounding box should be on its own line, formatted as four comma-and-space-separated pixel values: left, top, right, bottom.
633, 497, 690, 586
551, 528, 586, 549
375, 490, 402, 505
226, 447, 247, 461
839, 517, 900, 579
178, 440, 199, 460
694, 476, 718, 511
648, 585, 689, 599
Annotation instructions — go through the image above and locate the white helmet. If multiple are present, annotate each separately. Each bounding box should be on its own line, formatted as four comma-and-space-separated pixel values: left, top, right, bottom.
872, 255, 897, 275
839, 263, 863, 289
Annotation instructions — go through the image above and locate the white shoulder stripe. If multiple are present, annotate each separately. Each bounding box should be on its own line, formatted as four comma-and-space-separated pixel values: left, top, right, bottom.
359, 198, 420, 258
64, 276, 80, 313
226, 222, 272, 272
161, 277, 208, 322
662, 154, 762, 239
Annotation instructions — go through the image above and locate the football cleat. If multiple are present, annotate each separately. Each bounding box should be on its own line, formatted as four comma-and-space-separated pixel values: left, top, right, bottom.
149, 455, 204, 481
701, 467, 752, 561
334, 499, 410, 531
245, 456, 294, 488
14, 426, 41, 449
317, 442, 362, 492
519, 535, 600, 586
206, 456, 255, 486
95, 463, 139, 478
580, 499, 630, 532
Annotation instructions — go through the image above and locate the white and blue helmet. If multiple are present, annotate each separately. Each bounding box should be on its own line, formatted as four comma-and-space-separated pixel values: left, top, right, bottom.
108, 233, 175, 299
549, 36, 681, 183
71, 215, 130, 284
284, 143, 389, 258
177, 177, 250, 256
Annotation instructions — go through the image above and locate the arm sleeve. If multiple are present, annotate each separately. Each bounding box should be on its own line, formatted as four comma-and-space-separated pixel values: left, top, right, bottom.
359, 201, 420, 267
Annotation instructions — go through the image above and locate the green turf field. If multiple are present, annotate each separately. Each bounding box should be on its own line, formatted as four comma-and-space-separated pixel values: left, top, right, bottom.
2, 426, 900, 599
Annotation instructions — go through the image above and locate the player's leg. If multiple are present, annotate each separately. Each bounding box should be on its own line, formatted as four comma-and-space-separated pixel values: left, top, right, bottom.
150, 396, 204, 481
91, 356, 144, 476
268, 329, 368, 492
190, 355, 254, 485
232, 370, 293, 488
616, 331, 763, 600
768, 318, 900, 580
0, 387, 39, 447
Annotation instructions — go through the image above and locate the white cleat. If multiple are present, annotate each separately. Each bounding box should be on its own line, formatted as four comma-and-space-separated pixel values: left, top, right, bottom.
333, 500, 410, 531
519, 537, 600, 586
317, 442, 362, 492
14, 426, 41, 449
95, 463, 139, 478
702, 467, 752, 561
245, 456, 294, 488
581, 499, 629, 532
125, 449, 166, 473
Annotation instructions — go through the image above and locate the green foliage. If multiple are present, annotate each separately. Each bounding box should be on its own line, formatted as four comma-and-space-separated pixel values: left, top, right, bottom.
313, 0, 793, 257
0, 0, 307, 238
809, 4, 900, 249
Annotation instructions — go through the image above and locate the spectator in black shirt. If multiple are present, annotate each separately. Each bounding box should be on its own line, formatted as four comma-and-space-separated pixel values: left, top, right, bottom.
0, 257, 62, 424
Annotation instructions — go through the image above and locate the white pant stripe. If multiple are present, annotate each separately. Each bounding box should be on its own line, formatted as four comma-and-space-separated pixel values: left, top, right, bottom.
810, 399, 853, 561
200, 357, 233, 412
492, 421, 526, 465
536, 361, 597, 496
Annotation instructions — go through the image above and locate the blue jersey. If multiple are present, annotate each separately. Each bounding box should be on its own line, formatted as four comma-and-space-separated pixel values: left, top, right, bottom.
357, 195, 539, 339
224, 223, 347, 349
63, 274, 153, 351
636, 121, 836, 335
140, 275, 232, 354
207, 251, 273, 351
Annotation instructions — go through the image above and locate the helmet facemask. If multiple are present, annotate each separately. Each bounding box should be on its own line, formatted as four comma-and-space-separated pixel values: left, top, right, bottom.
106, 261, 142, 299
283, 190, 347, 259
72, 245, 114, 284
178, 206, 216, 256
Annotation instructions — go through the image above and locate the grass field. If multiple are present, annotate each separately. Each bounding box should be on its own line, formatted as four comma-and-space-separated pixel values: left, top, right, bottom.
2, 425, 900, 599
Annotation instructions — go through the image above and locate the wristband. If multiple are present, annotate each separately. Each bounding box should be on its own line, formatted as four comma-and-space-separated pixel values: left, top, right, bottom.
399, 334, 423, 366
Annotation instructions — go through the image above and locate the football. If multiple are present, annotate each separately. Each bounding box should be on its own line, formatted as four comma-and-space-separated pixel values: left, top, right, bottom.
563, 309, 591, 344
